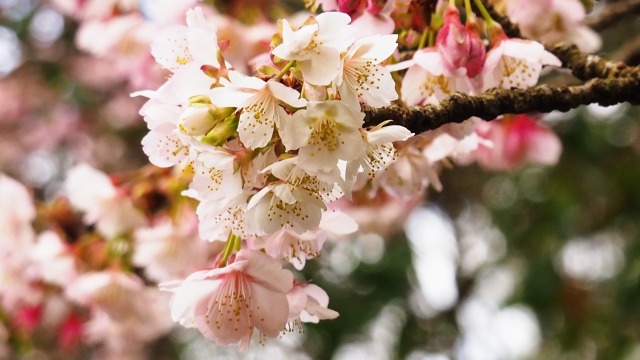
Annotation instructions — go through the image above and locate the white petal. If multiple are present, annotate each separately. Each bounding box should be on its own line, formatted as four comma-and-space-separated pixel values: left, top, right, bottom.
315, 12, 355, 52
298, 46, 341, 86
368, 125, 413, 145
267, 81, 307, 108
280, 109, 313, 151
319, 211, 358, 235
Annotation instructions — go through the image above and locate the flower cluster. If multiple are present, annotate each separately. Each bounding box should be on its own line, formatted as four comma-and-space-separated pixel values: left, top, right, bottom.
133, 7, 412, 347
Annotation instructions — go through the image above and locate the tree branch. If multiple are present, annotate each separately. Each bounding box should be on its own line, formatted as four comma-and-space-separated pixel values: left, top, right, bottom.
549, 43, 634, 80
363, 75, 640, 134
585, 0, 640, 32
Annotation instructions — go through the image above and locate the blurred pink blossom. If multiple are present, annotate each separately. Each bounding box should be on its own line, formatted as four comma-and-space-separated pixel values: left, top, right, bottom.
475, 115, 562, 171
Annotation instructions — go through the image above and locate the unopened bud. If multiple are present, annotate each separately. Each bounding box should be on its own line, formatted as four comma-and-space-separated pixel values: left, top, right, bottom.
179, 105, 234, 136
179, 106, 214, 136
202, 114, 239, 146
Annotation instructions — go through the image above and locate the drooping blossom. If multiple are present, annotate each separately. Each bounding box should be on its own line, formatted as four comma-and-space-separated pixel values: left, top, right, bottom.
349, 123, 414, 185
250, 210, 358, 269
161, 249, 294, 349
287, 282, 339, 323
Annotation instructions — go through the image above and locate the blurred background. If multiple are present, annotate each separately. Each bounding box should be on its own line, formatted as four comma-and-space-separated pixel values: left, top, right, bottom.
1, 0, 640, 359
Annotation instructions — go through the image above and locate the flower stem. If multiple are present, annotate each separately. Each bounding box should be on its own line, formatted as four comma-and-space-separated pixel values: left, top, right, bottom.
464, 0, 473, 19
418, 28, 430, 49
472, 0, 495, 26
276, 60, 296, 81
220, 232, 239, 267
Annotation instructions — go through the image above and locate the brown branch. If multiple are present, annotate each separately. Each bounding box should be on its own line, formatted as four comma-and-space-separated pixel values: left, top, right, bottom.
363, 75, 640, 134
549, 43, 633, 80
585, 0, 640, 32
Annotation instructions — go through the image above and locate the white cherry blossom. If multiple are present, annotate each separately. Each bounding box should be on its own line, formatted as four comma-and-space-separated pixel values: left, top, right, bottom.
348, 124, 414, 185
282, 100, 365, 173
336, 34, 399, 108
245, 181, 326, 236
482, 38, 561, 91
135, 62, 214, 168
210, 71, 307, 149
272, 12, 355, 85
151, 7, 220, 72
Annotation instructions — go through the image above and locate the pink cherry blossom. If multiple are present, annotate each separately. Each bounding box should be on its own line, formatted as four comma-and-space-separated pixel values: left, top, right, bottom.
287, 283, 339, 323
64, 164, 146, 238
133, 211, 211, 282
0, 174, 35, 256
475, 115, 562, 171
65, 271, 173, 353
161, 249, 294, 349
506, 0, 601, 52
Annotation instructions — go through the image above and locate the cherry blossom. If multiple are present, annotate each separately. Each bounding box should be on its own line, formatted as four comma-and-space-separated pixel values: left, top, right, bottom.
475, 115, 562, 171
349, 123, 414, 183
133, 211, 211, 282
505, 0, 601, 52
31, 231, 77, 286
65, 271, 173, 353
0, 174, 35, 255
151, 7, 221, 72
482, 36, 561, 91
64, 164, 145, 238
272, 12, 355, 85
287, 283, 339, 323
161, 249, 294, 348
336, 34, 399, 109
135, 62, 215, 167
282, 100, 365, 172
210, 71, 307, 149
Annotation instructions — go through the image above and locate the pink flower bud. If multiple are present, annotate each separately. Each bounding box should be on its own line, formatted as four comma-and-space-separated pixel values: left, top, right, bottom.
464, 22, 486, 78
338, 0, 361, 14
366, 0, 386, 15
436, 7, 472, 72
